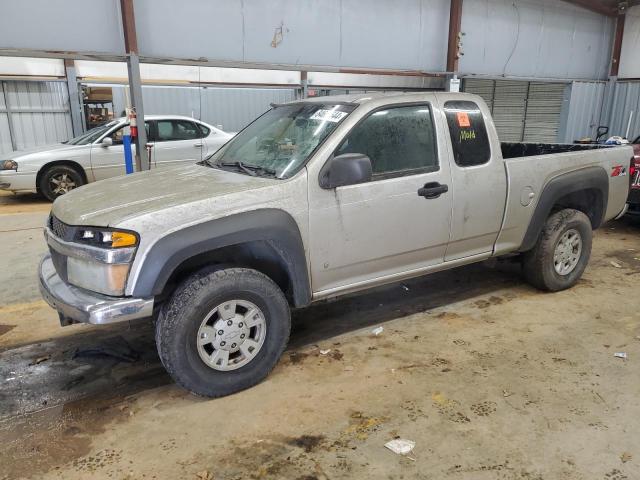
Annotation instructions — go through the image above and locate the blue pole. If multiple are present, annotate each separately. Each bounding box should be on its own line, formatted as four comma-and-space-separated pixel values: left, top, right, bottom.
123, 134, 134, 174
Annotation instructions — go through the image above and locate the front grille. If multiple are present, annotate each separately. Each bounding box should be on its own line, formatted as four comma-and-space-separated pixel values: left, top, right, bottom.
49, 215, 72, 241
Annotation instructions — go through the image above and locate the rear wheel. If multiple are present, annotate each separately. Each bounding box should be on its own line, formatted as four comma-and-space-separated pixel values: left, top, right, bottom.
522, 208, 592, 291
155, 267, 291, 397
39, 165, 84, 202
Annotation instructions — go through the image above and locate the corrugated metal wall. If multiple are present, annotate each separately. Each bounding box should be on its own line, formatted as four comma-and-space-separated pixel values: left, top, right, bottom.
111, 85, 297, 132
0, 87, 11, 154
559, 81, 607, 143
603, 81, 640, 141
0, 80, 73, 155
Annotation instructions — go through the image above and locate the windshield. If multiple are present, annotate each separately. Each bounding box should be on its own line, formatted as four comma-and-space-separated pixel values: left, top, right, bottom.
206, 103, 356, 178
66, 121, 120, 145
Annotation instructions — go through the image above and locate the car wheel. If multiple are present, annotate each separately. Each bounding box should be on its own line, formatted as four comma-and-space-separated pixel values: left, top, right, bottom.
155, 267, 291, 397
39, 165, 84, 202
522, 208, 592, 291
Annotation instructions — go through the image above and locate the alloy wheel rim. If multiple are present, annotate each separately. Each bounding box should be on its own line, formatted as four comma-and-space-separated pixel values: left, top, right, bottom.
196, 299, 267, 371
50, 173, 77, 195
553, 228, 582, 276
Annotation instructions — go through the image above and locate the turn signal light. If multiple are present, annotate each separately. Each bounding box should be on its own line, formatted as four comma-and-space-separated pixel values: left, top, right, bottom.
111, 231, 138, 248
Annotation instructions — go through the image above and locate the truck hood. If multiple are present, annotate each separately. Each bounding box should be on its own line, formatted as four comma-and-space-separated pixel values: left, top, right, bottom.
52, 163, 275, 226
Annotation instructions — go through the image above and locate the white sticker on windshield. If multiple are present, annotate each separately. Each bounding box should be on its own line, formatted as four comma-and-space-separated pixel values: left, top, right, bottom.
310, 109, 348, 123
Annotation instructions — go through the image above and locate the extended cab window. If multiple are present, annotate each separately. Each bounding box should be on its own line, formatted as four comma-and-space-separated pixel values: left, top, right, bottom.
443, 100, 491, 167
336, 104, 438, 178
156, 120, 200, 142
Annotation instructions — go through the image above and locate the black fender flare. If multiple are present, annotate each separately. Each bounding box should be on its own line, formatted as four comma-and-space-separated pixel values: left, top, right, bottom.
519, 166, 609, 252
132, 209, 311, 307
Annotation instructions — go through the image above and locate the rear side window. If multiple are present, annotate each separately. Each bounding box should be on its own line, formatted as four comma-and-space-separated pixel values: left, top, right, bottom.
444, 100, 491, 167
336, 104, 438, 179
156, 120, 200, 141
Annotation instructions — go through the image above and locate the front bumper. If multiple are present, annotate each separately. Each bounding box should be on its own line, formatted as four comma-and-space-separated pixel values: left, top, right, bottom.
39, 254, 154, 325
0, 170, 37, 191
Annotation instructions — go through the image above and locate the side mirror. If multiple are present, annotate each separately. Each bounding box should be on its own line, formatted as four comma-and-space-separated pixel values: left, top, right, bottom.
596, 126, 609, 142
319, 153, 372, 189
101, 137, 113, 147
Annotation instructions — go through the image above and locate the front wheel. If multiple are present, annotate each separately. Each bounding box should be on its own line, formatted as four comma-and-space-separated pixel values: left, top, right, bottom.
155, 267, 291, 397
522, 208, 592, 291
39, 165, 84, 201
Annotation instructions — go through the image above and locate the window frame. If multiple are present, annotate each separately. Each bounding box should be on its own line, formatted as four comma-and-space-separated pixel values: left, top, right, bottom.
331, 101, 440, 183
154, 119, 201, 143
443, 100, 492, 168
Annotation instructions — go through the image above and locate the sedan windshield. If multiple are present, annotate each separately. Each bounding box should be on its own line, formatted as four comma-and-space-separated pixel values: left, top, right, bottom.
206, 103, 356, 179
66, 121, 120, 145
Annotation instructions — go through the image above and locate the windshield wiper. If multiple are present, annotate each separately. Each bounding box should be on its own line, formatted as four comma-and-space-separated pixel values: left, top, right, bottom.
217, 161, 277, 177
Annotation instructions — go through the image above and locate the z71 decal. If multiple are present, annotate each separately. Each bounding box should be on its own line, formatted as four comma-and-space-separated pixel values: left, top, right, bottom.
611, 165, 627, 177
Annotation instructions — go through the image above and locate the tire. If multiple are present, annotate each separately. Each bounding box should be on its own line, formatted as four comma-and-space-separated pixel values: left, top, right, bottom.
155, 267, 291, 397
522, 208, 592, 291
39, 164, 85, 202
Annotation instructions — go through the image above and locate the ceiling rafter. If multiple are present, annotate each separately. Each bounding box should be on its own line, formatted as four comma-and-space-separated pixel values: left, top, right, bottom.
560, 0, 622, 17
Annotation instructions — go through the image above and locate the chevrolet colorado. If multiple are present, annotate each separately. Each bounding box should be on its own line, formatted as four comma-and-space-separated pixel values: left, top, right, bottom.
39, 92, 632, 397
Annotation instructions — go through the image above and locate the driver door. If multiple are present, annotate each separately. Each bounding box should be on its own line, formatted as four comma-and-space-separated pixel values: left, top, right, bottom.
307, 102, 453, 296
89, 122, 150, 180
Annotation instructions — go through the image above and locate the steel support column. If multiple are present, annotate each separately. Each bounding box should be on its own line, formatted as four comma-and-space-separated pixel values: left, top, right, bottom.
64, 59, 83, 136
610, 13, 626, 77
446, 0, 464, 73
120, 0, 148, 171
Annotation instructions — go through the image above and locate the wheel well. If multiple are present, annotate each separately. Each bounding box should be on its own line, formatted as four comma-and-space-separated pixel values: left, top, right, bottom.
36, 160, 88, 190
158, 241, 295, 305
551, 188, 604, 229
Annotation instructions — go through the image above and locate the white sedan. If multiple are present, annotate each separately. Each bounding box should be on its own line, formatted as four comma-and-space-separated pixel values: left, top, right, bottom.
0, 115, 234, 201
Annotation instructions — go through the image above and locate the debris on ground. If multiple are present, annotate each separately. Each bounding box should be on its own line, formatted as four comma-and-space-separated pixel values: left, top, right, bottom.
29, 355, 50, 366
401, 284, 410, 291
610, 261, 622, 268
385, 438, 416, 456
614, 352, 627, 359
621, 452, 632, 463
320, 349, 331, 355
372, 326, 384, 336
502, 389, 513, 397
195, 470, 213, 480
344, 365, 354, 371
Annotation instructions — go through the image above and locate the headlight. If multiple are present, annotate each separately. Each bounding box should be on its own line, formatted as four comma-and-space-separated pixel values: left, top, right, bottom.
1, 160, 17, 170
75, 228, 138, 248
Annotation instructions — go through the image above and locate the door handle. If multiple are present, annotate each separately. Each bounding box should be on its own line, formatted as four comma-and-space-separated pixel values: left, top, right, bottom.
417, 182, 448, 199
194, 143, 203, 148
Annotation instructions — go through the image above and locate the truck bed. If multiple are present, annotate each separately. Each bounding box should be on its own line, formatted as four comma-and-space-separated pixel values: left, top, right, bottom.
501, 142, 611, 159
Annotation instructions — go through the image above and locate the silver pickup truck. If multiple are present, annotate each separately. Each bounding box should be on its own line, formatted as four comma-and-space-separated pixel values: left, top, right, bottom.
39, 92, 632, 397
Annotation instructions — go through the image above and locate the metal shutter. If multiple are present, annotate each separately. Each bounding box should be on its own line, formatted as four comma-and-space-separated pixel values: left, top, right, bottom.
463, 79, 566, 143
523, 82, 566, 143
462, 78, 494, 111
492, 80, 528, 142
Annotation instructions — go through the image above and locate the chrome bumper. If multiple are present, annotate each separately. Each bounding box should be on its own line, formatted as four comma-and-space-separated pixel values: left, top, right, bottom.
39, 254, 154, 325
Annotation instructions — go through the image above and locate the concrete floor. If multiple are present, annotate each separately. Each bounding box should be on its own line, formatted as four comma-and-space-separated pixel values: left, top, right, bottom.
1, 191, 639, 480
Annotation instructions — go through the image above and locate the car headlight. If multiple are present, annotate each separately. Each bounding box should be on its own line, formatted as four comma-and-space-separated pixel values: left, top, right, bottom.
75, 228, 138, 248
1, 160, 17, 170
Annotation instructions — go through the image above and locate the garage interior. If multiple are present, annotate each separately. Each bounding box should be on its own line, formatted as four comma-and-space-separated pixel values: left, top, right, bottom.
1, 1, 640, 479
